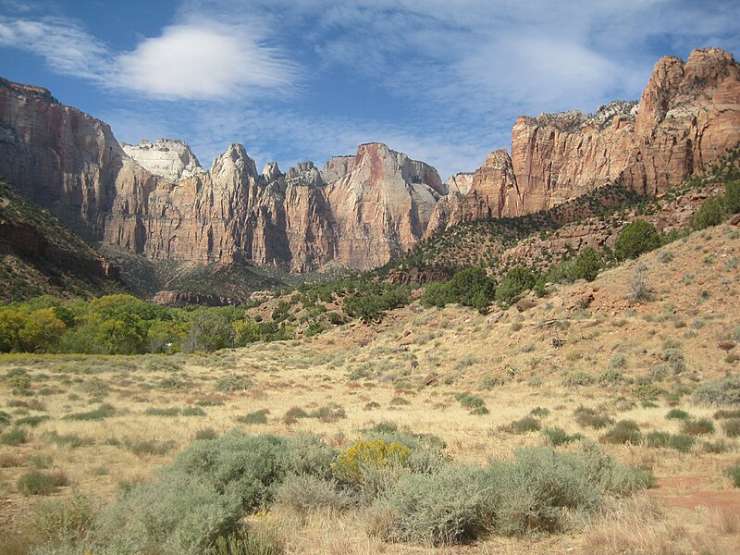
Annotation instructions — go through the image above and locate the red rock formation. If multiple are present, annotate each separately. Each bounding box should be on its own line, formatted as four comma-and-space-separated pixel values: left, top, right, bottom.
1, 48, 738, 274
431, 48, 739, 234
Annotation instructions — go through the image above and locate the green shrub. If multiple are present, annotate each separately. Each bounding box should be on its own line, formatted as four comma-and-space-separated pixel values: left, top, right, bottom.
681, 418, 715, 436
95, 433, 320, 554
370, 444, 652, 545
421, 282, 455, 308
17, 469, 69, 496
600, 420, 642, 445
665, 408, 690, 420
692, 196, 727, 230
333, 439, 411, 486
495, 267, 536, 305
422, 268, 496, 312
370, 465, 487, 545
542, 427, 583, 446
614, 220, 661, 260
725, 180, 740, 213
274, 473, 352, 513
721, 418, 740, 438
693, 376, 740, 405
569, 248, 603, 282
455, 392, 488, 415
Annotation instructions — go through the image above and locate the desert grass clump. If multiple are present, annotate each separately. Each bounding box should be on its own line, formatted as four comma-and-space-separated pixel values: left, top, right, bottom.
563, 371, 596, 387
721, 418, 740, 438
0, 427, 28, 445
644, 431, 695, 453
529, 406, 550, 418
714, 409, 740, 419
144, 406, 181, 417
455, 392, 489, 415
702, 439, 735, 454
194, 428, 218, 440
283, 406, 309, 424
574, 406, 614, 430
32, 492, 95, 546
14, 414, 49, 427
693, 376, 740, 405
627, 263, 653, 303
665, 408, 690, 420
237, 409, 269, 425
600, 420, 642, 445
43, 431, 94, 449
500, 416, 541, 434
124, 438, 176, 457
542, 427, 583, 446
725, 463, 740, 487
17, 469, 69, 496
63, 403, 115, 421
310, 404, 346, 422
681, 418, 715, 436
215, 374, 252, 393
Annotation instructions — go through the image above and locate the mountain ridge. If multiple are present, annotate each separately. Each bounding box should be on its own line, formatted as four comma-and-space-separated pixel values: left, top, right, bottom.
0, 48, 738, 285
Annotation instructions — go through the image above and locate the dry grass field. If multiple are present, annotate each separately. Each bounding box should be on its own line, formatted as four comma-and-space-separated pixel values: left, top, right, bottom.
1, 223, 739, 554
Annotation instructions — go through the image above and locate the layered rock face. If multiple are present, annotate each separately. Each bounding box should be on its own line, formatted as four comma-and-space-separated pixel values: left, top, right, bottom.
430, 48, 739, 234
1, 48, 737, 274
0, 78, 443, 271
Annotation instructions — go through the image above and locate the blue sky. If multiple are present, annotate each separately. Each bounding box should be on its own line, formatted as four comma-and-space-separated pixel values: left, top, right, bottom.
1, 0, 738, 178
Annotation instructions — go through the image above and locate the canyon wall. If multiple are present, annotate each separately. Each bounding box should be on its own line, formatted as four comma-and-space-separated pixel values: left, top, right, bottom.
0, 48, 738, 272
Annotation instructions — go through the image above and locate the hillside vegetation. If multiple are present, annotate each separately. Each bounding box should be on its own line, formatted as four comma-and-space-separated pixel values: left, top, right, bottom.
0, 212, 738, 553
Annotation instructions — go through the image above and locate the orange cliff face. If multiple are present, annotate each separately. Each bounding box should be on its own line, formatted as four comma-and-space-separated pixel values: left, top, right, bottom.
1, 48, 738, 271
428, 47, 740, 236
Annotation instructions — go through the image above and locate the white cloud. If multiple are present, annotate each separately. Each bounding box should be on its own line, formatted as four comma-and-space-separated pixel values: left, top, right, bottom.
0, 14, 297, 100
113, 22, 296, 100
0, 16, 108, 80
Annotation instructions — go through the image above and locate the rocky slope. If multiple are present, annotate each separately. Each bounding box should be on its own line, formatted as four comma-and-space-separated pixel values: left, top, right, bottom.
0, 48, 738, 280
0, 179, 122, 301
428, 48, 739, 234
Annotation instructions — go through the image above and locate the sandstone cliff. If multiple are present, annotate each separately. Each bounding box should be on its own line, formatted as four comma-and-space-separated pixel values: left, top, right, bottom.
429, 48, 739, 234
1, 48, 738, 276
0, 78, 443, 271
122, 139, 203, 182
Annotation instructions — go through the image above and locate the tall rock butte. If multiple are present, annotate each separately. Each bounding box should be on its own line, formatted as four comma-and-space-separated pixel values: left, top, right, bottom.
0, 48, 738, 272
428, 47, 739, 235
